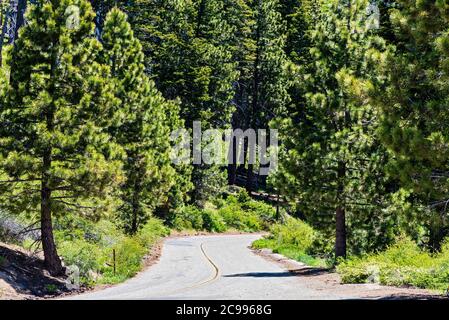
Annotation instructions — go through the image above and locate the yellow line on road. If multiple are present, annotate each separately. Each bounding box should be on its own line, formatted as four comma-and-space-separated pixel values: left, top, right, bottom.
146, 241, 221, 298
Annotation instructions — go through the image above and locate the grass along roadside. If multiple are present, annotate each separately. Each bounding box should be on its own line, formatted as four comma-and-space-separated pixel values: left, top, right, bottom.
337, 237, 449, 293
252, 218, 329, 268
252, 217, 449, 294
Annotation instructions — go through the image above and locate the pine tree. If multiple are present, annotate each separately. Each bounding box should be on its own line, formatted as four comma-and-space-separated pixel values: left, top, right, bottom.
368, 0, 449, 249
273, 0, 394, 258
241, 0, 289, 192
125, 0, 241, 205
0, 0, 123, 275
101, 8, 179, 234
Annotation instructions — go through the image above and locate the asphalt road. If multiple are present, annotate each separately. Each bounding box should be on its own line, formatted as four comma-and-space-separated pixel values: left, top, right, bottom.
70, 234, 359, 300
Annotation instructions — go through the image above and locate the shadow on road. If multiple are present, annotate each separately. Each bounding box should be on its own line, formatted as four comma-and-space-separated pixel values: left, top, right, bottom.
223, 267, 330, 279
290, 267, 330, 277
223, 272, 296, 278
377, 294, 448, 300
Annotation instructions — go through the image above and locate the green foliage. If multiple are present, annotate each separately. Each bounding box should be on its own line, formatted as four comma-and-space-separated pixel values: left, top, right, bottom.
201, 209, 227, 233
123, 0, 242, 204
135, 218, 171, 248
337, 236, 449, 291
112, 237, 146, 278
269, 218, 316, 252
252, 218, 327, 267
57, 239, 103, 285
169, 194, 276, 233
272, 0, 396, 257
170, 205, 204, 231
55, 216, 168, 285
0, 0, 124, 273
0, 0, 124, 215
367, 0, 449, 250
101, 8, 179, 234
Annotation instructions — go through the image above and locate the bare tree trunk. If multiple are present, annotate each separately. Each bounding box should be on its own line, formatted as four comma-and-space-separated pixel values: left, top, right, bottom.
246, 163, 254, 193
130, 177, 140, 235
15, 0, 26, 40
0, 1, 7, 67
195, 0, 206, 38
335, 162, 347, 259
228, 134, 237, 185
335, 206, 346, 259
41, 150, 63, 276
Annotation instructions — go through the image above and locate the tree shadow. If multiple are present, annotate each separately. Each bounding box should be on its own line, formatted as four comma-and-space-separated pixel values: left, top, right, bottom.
290, 267, 331, 277
0, 244, 69, 298
223, 267, 331, 279
223, 271, 298, 278
377, 294, 448, 301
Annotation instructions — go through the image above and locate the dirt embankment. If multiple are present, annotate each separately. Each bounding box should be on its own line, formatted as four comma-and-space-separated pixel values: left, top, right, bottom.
0, 242, 72, 300
0, 238, 165, 300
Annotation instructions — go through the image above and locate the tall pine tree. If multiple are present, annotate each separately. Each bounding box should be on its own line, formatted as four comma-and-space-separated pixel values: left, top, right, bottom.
101, 8, 179, 234
369, 0, 449, 249
273, 0, 393, 257
0, 0, 123, 275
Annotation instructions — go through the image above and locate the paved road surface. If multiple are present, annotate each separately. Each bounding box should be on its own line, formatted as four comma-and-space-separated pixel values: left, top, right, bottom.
71, 234, 355, 300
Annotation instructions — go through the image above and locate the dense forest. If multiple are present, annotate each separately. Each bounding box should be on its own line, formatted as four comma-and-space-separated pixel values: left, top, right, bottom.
1, 0, 449, 292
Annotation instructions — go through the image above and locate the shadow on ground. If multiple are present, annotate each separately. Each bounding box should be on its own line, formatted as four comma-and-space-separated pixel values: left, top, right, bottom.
223, 272, 296, 278
0, 244, 69, 298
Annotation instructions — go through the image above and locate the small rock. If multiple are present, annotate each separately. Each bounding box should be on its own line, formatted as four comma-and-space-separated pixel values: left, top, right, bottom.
286, 260, 306, 268
271, 254, 287, 261
259, 249, 272, 255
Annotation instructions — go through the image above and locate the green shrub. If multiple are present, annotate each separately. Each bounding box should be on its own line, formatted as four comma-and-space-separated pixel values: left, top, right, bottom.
57, 238, 104, 284
202, 209, 227, 233
308, 231, 335, 258
237, 190, 251, 203
135, 218, 170, 248
241, 200, 276, 227
169, 205, 204, 231
269, 218, 316, 252
113, 237, 145, 278
337, 236, 449, 291
218, 204, 262, 232
252, 218, 327, 267
56, 217, 168, 286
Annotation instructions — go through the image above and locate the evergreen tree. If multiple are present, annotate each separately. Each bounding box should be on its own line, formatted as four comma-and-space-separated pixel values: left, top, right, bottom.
233, 0, 289, 192
101, 8, 180, 234
368, 0, 449, 249
0, 0, 123, 275
273, 0, 393, 257
125, 0, 240, 205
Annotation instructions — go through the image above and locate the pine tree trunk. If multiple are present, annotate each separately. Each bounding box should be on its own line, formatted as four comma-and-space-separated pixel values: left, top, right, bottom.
246, 8, 261, 194
131, 190, 139, 235
15, 0, 27, 40
228, 135, 237, 185
246, 163, 254, 193
335, 161, 347, 259
335, 206, 346, 259
196, 0, 206, 37
41, 151, 63, 276
0, 5, 7, 67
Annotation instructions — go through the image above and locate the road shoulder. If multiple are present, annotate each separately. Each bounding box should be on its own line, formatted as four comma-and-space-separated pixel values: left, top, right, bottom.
251, 247, 446, 300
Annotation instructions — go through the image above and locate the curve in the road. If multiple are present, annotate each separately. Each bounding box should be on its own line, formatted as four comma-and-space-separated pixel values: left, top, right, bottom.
70, 234, 354, 300
152, 242, 221, 297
